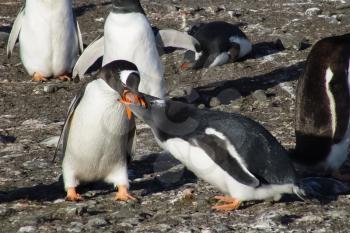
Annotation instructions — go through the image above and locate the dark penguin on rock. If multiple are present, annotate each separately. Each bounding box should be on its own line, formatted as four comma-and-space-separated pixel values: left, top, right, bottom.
55, 60, 144, 202
181, 21, 252, 70
119, 91, 306, 211
294, 33, 350, 180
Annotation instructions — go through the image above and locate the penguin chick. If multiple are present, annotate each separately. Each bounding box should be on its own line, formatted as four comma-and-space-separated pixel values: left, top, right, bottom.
7, 0, 83, 81
294, 33, 350, 181
56, 60, 142, 202
120, 92, 304, 211
181, 21, 252, 70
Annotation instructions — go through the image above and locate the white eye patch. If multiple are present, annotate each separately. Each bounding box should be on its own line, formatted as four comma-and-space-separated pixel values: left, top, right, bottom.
120, 70, 139, 86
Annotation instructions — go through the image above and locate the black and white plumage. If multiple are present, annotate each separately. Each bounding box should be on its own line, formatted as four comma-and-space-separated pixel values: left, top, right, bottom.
72, 0, 199, 98
56, 60, 140, 201
294, 34, 350, 177
120, 93, 305, 209
7, 0, 83, 81
181, 21, 252, 69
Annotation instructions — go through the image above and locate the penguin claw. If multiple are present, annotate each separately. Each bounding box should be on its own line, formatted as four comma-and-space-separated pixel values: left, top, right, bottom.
65, 188, 83, 202
115, 185, 136, 202
32, 73, 48, 82
212, 196, 240, 211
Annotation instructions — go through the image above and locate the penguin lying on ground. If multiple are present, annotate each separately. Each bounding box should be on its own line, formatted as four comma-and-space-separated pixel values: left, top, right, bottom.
119, 91, 305, 211
180, 21, 252, 70
73, 0, 200, 94
55, 60, 144, 201
7, 0, 83, 81
294, 33, 350, 181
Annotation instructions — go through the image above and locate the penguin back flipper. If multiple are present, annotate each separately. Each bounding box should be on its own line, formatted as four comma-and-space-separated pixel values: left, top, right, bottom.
7, 6, 24, 59
72, 35, 104, 80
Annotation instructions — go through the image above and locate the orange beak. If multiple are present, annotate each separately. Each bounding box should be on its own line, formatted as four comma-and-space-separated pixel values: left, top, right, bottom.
119, 90, 147, 120
180, 62, 190, 70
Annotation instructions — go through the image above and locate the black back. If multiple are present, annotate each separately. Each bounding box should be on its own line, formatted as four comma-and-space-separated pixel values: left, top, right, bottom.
294, 34, 350, 165
112, 0, 145, 14
188, 21, 248, 68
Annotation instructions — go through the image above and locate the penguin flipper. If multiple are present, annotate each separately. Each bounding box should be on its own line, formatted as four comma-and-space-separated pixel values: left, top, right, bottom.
193, 134, 260, 187
156, 29, 201, 55
54, 87, 86, 162
75, 20, 84, 53
7, 6, 24, 59
72, 35, 104, 80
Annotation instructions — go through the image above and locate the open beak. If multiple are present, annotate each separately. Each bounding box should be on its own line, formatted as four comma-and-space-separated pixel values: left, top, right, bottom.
119, 90, 147, 120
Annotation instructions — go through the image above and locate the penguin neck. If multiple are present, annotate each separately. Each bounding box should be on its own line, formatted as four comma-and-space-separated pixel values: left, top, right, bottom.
112, 3, 145, 15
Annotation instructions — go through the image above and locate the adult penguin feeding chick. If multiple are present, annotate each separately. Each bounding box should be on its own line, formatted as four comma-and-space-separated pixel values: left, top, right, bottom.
119, 91, 305, 211
7, 0, 83, 81
181, 21, 252, 70
294, 34, 350, 180
55, 60, 144, 201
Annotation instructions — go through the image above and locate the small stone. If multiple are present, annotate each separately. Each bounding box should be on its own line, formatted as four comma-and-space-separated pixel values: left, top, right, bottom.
182, 188, 194, 200
252, 90, 267, 102
43, 84, 59, 93
209, 97, 221, 108
17, 226, 36, 233
40, 136, 59, 148
169, 89, 186, 97
278, 34, 309, 51
217, 88, 241, 105
198, 104, 205, 109
87, 217, 108, 227
305, 7, 322, 16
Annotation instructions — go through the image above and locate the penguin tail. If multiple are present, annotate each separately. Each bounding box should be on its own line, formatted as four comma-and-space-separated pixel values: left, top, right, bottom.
296, 177, 350, 200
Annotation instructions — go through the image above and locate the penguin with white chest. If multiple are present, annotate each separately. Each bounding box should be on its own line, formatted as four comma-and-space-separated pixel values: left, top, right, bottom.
73, 0, 200, 96
7, 0, 83, 81
181, 21, 252, 70
294, 34, 350, 180
56, 60, 144, 201
119, 91, 305, 211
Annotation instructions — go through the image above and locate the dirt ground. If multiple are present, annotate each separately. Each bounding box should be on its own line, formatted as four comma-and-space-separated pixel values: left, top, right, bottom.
1, 0, 350, 232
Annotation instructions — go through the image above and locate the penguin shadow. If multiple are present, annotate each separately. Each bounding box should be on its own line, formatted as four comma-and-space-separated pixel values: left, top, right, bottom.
0, 26, 11, 34
174, 61, 305, 106
0, 180, 64, 203
129, 152, 197, 195
251, 41, 284, 59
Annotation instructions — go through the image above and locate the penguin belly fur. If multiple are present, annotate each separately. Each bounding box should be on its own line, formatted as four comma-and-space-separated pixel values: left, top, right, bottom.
20, 0, 79, 77
62, 79, 132, 190
103, 12, 164, 98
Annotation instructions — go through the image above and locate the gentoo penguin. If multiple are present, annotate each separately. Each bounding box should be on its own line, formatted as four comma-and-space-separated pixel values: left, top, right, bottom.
119, 91, 305, 211
181, 21, 252, 70
294, 33, 350, 180
7, 0, 83, 81
56, 60, 143, 201
72, 0, 199, 97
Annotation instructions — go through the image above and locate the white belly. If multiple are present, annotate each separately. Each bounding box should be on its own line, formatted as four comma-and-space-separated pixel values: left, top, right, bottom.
63, 80, 131, 182
103, 12, 164, 98
20, 0, 79, 77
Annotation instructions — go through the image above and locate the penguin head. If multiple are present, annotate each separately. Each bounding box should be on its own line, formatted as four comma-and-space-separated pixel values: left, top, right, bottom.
180, 49, 204, 70
112, 0, 145, 14
100, 60, 140, 96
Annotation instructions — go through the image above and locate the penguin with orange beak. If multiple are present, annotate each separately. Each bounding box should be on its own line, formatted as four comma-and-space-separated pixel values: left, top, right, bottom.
56, 60, 143, 201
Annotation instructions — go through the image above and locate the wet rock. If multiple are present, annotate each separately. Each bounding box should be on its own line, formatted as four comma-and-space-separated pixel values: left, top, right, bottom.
86, 217, 108, 227
305, 7, 322, 16
17, 226, 37, 233
252, 90, 267, 102
209, 97, 221, 108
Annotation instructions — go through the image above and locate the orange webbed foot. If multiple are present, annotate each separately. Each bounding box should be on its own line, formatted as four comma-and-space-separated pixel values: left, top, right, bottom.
115, 185, 136, 201
66, 187, 83, 202
58, 75, 72, 82
212, 195, 241, 211
32, 73, 48, 82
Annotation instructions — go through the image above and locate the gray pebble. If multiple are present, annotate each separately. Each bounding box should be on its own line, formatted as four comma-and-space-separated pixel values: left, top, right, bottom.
252, 90, 267, 102
43, 84, 60, 93
86, 217, 108, 227
17, 226, 37, 233
305, 7, 322, 16
198, 104, 205, 109
209, 97, 221, 108
169, 89, 186, 97
217, 88, 242, 105
278, 34, 309, 51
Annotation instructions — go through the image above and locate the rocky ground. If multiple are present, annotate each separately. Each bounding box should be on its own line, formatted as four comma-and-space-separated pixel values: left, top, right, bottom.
1, 0, 350, 232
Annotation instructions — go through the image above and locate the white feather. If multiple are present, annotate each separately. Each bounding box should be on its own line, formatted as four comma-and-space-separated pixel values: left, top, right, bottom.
120, 70, 138, 85
103, 12, 164, 98
229, 36, 252, 58
62, 79, 130, 190
325, 68, 337, 136
19, 0, 79, 77
209, 53, 230, 68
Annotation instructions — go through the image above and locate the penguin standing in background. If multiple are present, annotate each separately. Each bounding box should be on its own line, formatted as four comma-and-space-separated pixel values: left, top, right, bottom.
119, 91, 305, 211
7, 0, 83, 81
73, 0, 200, 98
180, 21, 252, 70
294, 34, 350, 180
56, 60, 143, 201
